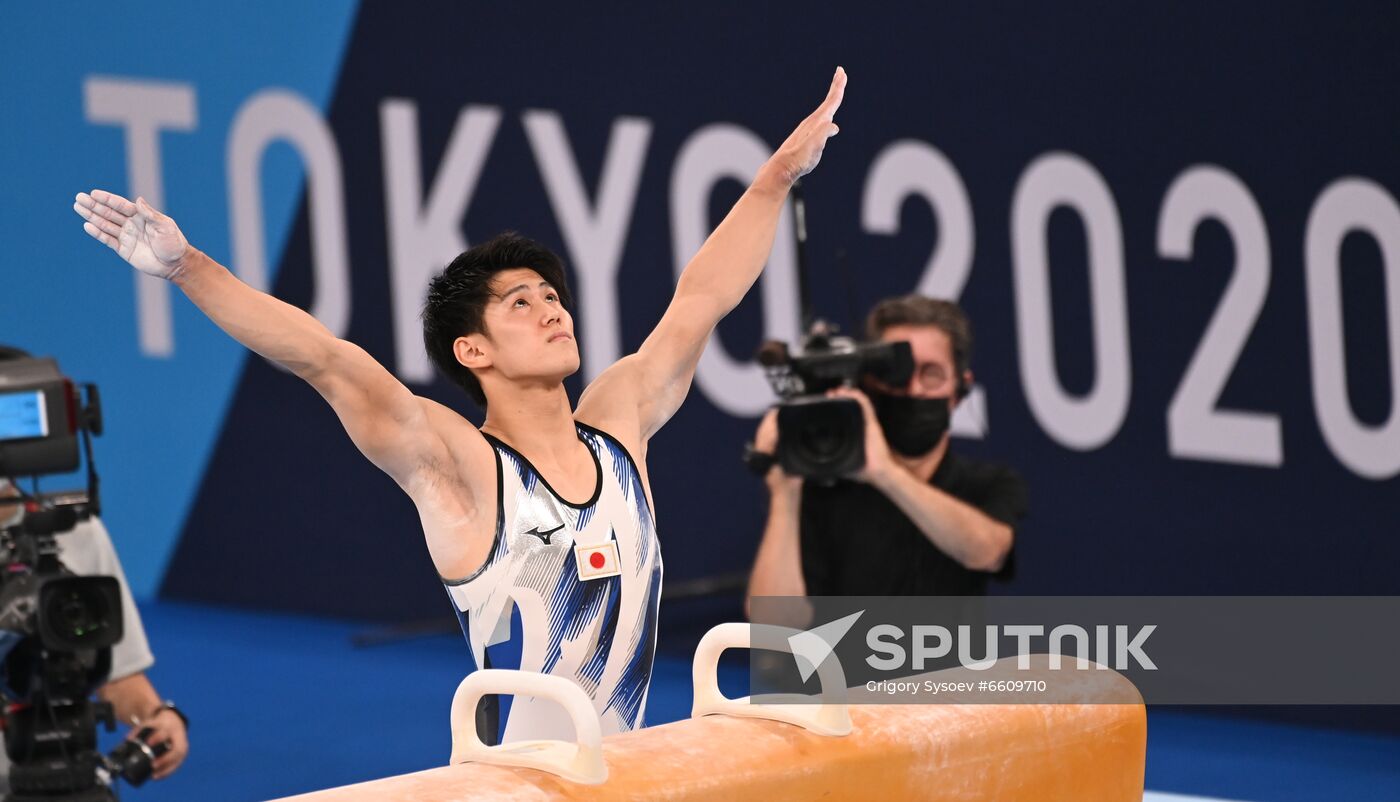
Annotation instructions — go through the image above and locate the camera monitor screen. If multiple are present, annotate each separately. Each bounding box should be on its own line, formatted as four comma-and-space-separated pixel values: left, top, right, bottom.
0, 389, 49, 443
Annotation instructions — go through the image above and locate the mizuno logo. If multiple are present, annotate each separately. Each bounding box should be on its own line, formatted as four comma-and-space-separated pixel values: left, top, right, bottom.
524, 524, 565, 544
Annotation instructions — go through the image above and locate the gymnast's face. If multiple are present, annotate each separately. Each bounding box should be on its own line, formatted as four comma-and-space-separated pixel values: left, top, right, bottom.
457, 268, 580, 389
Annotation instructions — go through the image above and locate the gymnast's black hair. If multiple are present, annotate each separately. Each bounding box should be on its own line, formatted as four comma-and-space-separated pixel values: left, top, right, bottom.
422, 233, 573, 409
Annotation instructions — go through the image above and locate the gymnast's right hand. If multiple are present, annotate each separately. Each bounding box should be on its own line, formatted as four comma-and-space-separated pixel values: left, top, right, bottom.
73, 190, 192, 281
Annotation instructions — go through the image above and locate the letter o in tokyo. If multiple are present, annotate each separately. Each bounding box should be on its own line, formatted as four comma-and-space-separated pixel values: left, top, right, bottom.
670, 124, 801, 416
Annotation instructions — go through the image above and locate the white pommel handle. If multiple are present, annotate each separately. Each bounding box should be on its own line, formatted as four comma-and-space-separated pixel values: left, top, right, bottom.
691, 622, 852, 736
448, 669, 608, 784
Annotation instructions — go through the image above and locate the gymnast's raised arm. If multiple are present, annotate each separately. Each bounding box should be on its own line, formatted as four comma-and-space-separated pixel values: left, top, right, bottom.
577, 68, 847, 445
71, 192, 465, 494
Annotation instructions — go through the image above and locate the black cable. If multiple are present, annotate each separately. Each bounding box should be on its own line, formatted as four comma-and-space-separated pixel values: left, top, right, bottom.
835, 248, 861, 336
791, 180, 815, 333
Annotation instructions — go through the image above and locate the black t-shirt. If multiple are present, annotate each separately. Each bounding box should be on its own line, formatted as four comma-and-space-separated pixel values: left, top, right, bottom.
799, 452, 1028, 596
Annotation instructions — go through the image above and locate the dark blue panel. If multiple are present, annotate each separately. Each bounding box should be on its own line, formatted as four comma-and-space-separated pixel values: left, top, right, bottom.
165, 1, 1400, 623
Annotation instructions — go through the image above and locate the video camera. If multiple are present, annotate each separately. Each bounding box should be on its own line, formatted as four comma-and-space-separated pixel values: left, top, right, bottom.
0, 352, 163, 801
756, 322, 913, 481
741, 180, 914, 482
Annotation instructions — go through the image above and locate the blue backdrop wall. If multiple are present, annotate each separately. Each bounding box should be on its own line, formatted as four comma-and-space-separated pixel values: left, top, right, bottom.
3, 2, 1397, 621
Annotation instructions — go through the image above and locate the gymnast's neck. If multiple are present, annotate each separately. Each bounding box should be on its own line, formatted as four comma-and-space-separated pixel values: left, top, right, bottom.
478, 380, 581, 457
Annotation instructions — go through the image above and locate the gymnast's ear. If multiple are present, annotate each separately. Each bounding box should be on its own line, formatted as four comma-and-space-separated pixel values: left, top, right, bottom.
454, 334, 491, 370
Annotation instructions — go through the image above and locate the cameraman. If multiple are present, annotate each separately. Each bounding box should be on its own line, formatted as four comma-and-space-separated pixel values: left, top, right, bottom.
0, 347, 187, 789
746, 296, 1027, 605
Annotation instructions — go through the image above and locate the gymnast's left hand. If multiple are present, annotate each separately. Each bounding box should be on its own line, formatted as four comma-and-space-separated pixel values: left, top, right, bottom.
766, 66, 847, 185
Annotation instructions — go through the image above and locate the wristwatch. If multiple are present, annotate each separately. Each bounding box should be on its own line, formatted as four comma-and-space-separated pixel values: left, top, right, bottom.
150, 700, 189, 731
742, 442, 778, 477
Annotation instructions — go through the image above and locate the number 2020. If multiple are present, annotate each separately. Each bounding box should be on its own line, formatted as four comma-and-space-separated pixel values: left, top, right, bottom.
870, 144, 1399, 480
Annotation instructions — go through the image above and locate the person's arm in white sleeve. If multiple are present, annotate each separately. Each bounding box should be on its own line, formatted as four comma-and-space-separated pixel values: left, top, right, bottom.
74, 518, 186, 780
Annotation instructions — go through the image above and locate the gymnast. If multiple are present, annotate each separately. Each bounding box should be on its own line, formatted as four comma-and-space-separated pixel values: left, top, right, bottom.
72, 68, 846, 745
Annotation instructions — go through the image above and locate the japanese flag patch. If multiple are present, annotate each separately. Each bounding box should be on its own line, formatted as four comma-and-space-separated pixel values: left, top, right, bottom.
575, 541, 622, 581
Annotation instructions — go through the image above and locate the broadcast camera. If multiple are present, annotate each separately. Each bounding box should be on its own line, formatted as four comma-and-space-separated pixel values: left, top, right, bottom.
0, 351, 164, 801
755, 323, 913, 481
743, 181, 915, 482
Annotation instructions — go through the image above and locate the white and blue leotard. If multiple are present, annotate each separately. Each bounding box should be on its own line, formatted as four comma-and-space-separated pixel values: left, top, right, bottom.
442, 422, 663, 745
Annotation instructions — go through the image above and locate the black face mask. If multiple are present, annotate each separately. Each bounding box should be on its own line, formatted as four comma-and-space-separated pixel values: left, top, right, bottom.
869, 390, 952, 456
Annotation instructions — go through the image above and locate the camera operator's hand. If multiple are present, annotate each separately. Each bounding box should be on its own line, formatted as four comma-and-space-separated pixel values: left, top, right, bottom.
138, 705, 188, 780
0, 478, 18, 523
764, 67, 846, 186
827, 386, 896, 485
73, 190, 192, 281
754, 410, 802, 495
